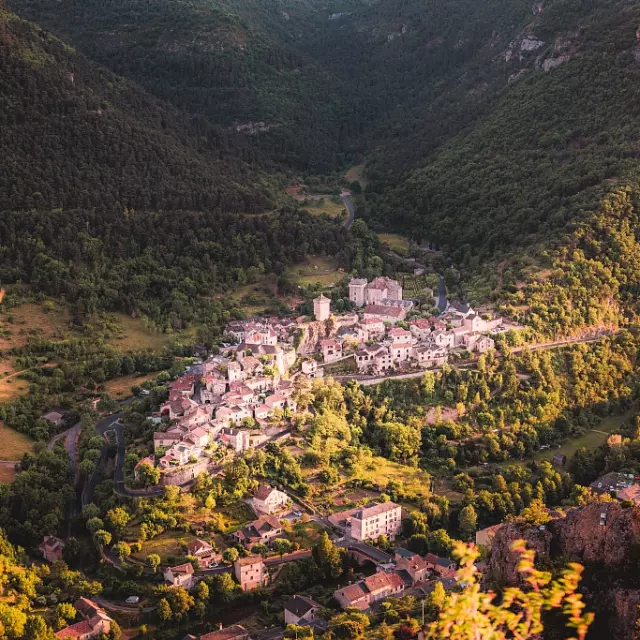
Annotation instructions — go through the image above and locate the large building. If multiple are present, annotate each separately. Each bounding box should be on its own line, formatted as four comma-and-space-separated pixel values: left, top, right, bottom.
349, 277, 403, 308
313, 294, 331, 321
234, 555, 268, 591
350, 502, 402, 541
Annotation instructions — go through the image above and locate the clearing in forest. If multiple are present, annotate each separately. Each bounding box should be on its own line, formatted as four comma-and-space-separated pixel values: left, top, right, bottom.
378, 233, 411, 257
0, 420, 36, 461
104, 372, 162, 398
106, 314, 183, 352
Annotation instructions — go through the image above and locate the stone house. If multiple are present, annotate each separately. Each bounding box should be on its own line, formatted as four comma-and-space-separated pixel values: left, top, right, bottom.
251, 484, 290, 515
38, 536, 65, 563
334, 572, 405, 611
362, 304, 406, 324
301, 359, 321, 379
350, 502, 402, 541
234, 555, 268, 591
55, 598, 112, 639
232, 515, 283, 548
284, 595, 321, 626
320, 339, 343, 363
164, 563, 195, 589
186, 539, 220, 568
412, 344, 448, 368
183, 624, 249, 640
218, 428, 250, 452
424, 553, 456, 578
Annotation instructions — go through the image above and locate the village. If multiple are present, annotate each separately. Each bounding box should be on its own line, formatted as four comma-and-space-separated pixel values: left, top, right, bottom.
133, 275, 519, 486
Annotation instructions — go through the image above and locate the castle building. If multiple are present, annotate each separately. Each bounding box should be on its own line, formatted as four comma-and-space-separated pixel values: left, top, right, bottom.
349, 277, 403, 308
313, 295, 331, 322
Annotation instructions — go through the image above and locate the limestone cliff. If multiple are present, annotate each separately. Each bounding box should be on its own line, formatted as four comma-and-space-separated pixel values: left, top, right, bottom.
487, 503, 640, 639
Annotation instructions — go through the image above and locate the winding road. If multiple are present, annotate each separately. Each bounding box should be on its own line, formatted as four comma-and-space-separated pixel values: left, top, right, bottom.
340, 191, 355, 229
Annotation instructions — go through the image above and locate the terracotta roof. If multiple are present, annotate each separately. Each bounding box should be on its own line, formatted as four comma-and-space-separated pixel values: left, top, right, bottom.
363, 571, 404, 593
336, 582, 367, 603
254, 484, 276, 500
74, 597, 103, 619
236, 554, 265, 567
196, 625, 248, 640
363, 305, 405, 318
55, 620, 94, 638
169, 562, 194, 575
353, 501, 400, 520
187, 539, 213, 555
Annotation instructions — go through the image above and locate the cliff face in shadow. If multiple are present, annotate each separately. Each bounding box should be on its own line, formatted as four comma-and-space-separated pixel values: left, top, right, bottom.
488, 503, 640, 639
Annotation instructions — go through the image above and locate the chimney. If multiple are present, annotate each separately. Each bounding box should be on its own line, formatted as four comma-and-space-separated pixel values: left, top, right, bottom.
219, 623, 223, 631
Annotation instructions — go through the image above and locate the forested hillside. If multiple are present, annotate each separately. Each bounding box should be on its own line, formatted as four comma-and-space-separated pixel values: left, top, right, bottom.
0, 9, 273, 213
362, 0, 640, 261
7, 0, 358, 172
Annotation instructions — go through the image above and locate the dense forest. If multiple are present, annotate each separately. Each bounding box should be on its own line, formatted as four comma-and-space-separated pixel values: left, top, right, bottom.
0, 10, 273, 213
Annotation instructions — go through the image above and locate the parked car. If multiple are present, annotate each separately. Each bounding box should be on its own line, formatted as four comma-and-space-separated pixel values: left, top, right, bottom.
125, 596, 140, 605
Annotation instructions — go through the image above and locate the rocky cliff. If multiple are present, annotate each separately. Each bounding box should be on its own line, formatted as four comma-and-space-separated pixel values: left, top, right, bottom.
488, 503, 640, 639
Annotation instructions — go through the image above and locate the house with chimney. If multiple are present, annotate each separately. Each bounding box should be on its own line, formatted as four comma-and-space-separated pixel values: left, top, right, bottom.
183, 624, 249, 640
320, 339, 342, 363
38, 536, 65, 563
424, 553, 457, 578
234, 555, 268, 591
164, 562, 195, 589
55, 598, 112, 639
284, 595, 322, 626
251, 484, 290, 515
393, 549, 430, 585
232, 515, 283, 548
334, 572, 405, 611
186, 539, 221, 568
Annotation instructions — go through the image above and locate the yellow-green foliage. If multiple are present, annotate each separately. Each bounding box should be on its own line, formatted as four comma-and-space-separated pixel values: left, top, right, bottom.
427, 540, 593, 640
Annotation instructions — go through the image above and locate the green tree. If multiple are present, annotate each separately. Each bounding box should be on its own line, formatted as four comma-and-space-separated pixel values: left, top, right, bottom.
223, 548, 239, 564
272, 538, 293, 559
105, 508, 130, 536
55, 603, 76, 623
458, 505, 478, 541
146, 554, 161, 573
93, 529, 112, 548
313, 532, 342, 579
157, 598, 172, 623
112, 542, 131, 561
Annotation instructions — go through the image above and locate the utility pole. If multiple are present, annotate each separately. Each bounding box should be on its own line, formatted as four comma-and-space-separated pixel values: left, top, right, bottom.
421, 598, 425, 626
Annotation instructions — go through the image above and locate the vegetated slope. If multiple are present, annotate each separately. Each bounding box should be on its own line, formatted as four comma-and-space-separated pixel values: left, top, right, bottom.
304, 0, 534, 176
0, 9, 272, 213
7, 0, 357, 172
361, 0, 640, 264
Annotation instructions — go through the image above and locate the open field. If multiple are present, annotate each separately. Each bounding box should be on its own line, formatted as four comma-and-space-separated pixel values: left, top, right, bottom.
352, 456, 433, 500
345, 164, 367, 188
532, 413, 630, 465
0, 421, 36, 461
289, 256, 343, 287
131, 530, 194, 564
378, 233, 411, 257
0, 359, 29, 401
0, 302, 70, 350
302, 198, 346, 220
0, 466, 17, 484
104, 372, 161, 398
106, 314, 180, 352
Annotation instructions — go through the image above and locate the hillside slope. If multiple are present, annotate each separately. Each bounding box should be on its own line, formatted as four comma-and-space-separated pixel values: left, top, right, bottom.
7, 0, 357, 172
0, 9, 272, 213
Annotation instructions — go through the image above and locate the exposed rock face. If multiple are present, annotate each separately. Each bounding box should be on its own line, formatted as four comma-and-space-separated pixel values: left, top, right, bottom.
488, 504, 640, 638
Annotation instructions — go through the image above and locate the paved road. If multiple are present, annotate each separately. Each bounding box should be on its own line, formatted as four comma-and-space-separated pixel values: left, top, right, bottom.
341, 192, 355, 229
94, 596, 154, 614
198, 549, 312, 577
436, 274, 448, 313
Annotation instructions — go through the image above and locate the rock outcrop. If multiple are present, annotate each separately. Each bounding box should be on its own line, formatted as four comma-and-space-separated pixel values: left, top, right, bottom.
488, 503, 640, 638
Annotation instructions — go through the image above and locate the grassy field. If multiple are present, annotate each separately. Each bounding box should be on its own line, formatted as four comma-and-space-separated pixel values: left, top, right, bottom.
345, 164, 367, 188
0, 359, 29, 401
302, 198, 346, 220
289, 256, 343, 287
106, 314, 180, 352
0, 303, 69, 350
378, 233, 411, 257
0, 421, 36, 461
132, 531, 194, 564
104, 372, 161, 398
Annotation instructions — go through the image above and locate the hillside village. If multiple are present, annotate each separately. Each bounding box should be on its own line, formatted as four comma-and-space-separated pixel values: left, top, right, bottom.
141, 276, 518, 484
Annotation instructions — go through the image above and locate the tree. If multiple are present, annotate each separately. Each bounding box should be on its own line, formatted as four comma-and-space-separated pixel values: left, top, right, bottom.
93, 530, 112, 548
55, 603, 76, 623
313, 532, 342, 579
24, 616, 57, 640
157, 598, 172, 623
458, 505, 478, 540
251, 543, 269, 557
146, 554, 161, 573
112, 542, 131, 561
86, 517, 104, 533
519, 500, 551, 526
425, 541, 593, 640
82, 504, 100, 520
223, 547, 239, 564
105, 508, 130, 536
167, 587, 194, 621
284, 625, 314, 639
327, 610, 370, 640
272, 538, 293, 559
137, 462, 160, 487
